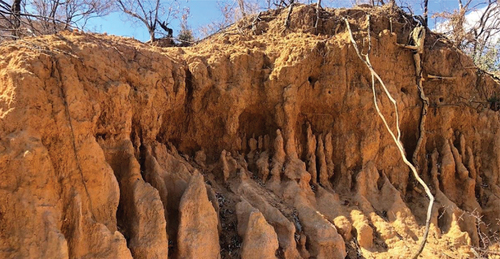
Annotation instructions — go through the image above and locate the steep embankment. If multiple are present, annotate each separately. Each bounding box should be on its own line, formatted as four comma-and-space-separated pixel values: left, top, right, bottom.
1, 4, 499, 259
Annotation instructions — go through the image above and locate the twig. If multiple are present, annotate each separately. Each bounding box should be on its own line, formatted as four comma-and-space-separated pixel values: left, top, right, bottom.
344, 16, 435, 259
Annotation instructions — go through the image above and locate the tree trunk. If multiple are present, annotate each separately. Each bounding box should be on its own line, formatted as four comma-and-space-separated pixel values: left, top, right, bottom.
423, 0, 429, 26
11, 0, 21, 37
149, 30, 155, 42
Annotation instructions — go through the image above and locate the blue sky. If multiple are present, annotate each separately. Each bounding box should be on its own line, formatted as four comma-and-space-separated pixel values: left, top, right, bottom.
86, 0, 227, 41
84, 0, 482, 42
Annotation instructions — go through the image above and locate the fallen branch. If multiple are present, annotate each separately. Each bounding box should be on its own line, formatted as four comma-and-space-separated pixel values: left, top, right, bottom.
344, 16, 435, 259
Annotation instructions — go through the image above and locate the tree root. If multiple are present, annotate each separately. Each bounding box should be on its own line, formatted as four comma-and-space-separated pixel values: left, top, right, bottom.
411, 52, 431, 259
53, 56, 96, 222
411, 53, 428, 172
344, 16, 435, 259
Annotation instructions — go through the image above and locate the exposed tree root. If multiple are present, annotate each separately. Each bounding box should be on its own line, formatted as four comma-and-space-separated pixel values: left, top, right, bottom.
408, 26, 431, 258
412, 63, 429, 186
410, 26, 429, 172
53, 55, 97, 221
344, 16, 435, 259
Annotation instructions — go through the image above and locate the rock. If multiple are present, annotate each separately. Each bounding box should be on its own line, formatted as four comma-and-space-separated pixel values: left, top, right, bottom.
195, 150, 207, 167
177, 172, 220, 258
305, 123, 318, 184
270, 129, 286, 184
350, 210, 374, 249
144, 145, 170, 237
324, 132, 335, 182
102, 140, 169, 259
298, 233, 310, 258
246, 137, 258, 168
283, 158, 312, 191
295, 194, 346, 259
236, 181, 301, 258
316, 134, 329, 188
220, 150, 238, 182
440, 141, 458, 202
316, 188, 353, 241
236, 200, 279, 259
256, 150, 270, 182
65, 191, 133, 259
206, 183, 222, 233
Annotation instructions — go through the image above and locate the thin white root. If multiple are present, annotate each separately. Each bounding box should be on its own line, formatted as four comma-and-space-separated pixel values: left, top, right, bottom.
344, 16, 435, 259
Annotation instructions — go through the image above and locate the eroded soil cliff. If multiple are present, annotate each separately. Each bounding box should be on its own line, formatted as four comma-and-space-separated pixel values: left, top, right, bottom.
1, 4, 500, 259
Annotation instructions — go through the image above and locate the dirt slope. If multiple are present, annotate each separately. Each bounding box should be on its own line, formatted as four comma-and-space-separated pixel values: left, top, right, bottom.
1, 4, 500, 259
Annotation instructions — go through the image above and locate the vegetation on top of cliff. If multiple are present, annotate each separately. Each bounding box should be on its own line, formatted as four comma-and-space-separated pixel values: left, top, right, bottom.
0, 0, 499, 73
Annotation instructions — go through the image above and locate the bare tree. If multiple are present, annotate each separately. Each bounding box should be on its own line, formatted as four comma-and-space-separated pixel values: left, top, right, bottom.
115, 0, 178, 42
200, 0, 261, 36
468, 0, 500, 67
0, 0, 112, 40
0, 0, 19, 37
434, 0, 500, 72
28, 0, 113, 33
177, 7, 193, 45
